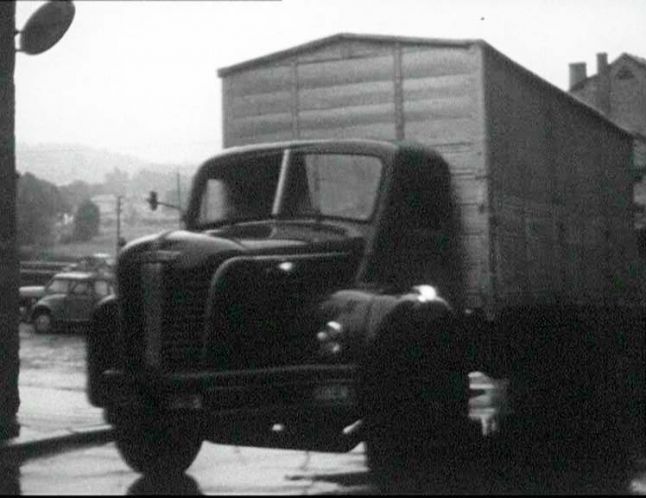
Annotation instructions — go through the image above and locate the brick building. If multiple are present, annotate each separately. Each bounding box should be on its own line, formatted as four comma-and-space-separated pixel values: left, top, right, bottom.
568, 53, 646, 232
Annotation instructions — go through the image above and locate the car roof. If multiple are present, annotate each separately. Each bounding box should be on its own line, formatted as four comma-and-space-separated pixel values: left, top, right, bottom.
52, 271, 104, 280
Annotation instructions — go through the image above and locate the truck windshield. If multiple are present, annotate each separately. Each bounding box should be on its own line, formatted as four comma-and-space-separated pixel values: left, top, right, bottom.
196, 150, 383, 226
281, 153, 382, 221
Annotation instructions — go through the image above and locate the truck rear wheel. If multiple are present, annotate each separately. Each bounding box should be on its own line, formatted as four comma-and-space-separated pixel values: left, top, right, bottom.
113, 408, 203, 475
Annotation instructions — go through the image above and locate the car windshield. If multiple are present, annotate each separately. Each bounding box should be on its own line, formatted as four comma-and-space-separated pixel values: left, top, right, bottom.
46, 278, 72, 294
197, 150, 383, 226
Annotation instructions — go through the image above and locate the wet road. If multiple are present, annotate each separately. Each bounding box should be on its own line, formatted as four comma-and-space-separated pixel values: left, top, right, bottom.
9, 435, 646, 495
9, 324, 646, 494
11, 441, 372, 495
12, 325, 375, 495
17, 324, 104, 433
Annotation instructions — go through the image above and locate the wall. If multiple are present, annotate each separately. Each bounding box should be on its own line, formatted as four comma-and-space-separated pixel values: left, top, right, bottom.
484, 49, 638, 309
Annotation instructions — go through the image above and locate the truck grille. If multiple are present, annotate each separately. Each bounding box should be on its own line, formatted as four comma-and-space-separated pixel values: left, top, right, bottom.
160, 267, 213, 371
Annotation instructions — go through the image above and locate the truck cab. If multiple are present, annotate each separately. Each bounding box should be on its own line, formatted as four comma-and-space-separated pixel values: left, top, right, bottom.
87, 139, 486, 482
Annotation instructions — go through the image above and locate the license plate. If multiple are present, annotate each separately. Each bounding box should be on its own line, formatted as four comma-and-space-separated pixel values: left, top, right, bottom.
166, 394, 203, 410
314, 384, 352, 402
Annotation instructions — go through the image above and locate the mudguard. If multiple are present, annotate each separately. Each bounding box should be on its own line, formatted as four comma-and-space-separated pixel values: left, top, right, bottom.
359, 288, 474, 440
87, 294, 120, 407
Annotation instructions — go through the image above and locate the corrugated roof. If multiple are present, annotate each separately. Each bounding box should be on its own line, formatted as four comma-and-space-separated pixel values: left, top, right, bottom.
217, 32, 632, 139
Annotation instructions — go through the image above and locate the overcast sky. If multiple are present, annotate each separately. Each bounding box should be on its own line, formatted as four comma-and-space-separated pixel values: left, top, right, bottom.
14, 0, 646, 165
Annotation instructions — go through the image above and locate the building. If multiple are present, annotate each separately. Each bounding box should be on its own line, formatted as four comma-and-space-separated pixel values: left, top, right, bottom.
568, 52, 646, 230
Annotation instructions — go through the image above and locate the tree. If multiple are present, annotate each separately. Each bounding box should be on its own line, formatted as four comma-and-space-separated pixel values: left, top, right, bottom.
59, 180, 104, 211
17, 172, 67, 246
73, 199, 101, 241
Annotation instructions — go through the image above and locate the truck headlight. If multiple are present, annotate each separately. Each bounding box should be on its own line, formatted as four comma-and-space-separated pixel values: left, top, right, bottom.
413, 285, 438, 302
411, 284, 452, 311
317, 320, 344, 357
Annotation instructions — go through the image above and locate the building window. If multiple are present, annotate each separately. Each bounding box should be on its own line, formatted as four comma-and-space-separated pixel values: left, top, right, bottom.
616, 67, 634, 80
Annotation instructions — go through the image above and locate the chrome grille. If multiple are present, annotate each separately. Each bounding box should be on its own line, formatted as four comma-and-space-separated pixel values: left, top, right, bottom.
141, 263, 164, 368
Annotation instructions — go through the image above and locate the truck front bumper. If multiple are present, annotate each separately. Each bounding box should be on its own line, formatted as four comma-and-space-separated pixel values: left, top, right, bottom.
101, 363, 359, 417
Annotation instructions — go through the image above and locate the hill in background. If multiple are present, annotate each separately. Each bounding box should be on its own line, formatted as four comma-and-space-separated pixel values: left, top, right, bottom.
16, 142, 198, 186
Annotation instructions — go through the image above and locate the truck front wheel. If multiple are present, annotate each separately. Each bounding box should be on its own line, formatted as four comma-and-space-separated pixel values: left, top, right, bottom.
364, 376, 474, 493
362, 306, 474, 493
112, 408, 203, 475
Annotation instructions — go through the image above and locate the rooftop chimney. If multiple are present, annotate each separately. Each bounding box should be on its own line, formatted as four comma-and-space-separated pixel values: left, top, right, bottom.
569, 62, 587, 90
595, 52, 611, 115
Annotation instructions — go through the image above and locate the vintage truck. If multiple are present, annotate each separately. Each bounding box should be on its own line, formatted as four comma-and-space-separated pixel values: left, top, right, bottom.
88, 35, 646, 490
88, 138, 644, 487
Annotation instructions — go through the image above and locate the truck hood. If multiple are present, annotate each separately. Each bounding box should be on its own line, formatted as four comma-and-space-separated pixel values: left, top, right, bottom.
116, 221, 366, 372
120, 221, 365, 270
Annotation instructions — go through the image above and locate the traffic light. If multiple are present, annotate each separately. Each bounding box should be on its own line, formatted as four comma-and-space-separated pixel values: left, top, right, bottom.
147, 191, 158, 211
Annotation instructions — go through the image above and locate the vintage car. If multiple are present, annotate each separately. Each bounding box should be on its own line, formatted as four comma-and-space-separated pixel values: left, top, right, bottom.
28, 271, 115, 333
63, 253, 115, 273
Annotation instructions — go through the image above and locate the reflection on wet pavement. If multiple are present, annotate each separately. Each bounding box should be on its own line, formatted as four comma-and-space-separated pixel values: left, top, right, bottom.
468, 371, 511, 437
127, 474, 202, 495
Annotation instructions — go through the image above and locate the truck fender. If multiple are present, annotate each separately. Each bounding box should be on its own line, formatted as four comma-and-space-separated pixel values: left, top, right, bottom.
360, 286, 470, 430
363, 286, 458, 370
87, 294, 120, 407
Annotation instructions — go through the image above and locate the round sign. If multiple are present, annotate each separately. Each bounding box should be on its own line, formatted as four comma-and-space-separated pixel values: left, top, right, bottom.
19, 1, 75, 55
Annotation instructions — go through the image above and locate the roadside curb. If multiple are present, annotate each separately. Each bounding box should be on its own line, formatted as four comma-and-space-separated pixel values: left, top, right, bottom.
0, 425, 114, 463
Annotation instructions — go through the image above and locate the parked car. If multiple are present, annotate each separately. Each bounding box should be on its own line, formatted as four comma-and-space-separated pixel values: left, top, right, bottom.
19, 284, 48, 322
25, 271, 115, 334
63, 253, 115, 273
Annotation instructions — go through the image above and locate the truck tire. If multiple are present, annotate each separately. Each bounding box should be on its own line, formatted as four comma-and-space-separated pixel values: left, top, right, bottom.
365, 393, 435, 492
362, 304, 472, 493
113, 408, 203, 476
364, 374, 474, 493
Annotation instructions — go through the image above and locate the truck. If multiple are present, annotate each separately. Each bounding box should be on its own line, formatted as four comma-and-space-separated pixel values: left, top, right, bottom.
87, 34, 646, 492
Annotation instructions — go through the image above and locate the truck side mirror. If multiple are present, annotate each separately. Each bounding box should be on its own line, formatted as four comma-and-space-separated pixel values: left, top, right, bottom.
147, 191, 158, 211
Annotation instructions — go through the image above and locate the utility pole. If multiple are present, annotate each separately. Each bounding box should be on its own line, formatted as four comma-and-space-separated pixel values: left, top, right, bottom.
0, 1, 20, 439
176, 170, 182, 227
116, 195, 122, 256
0, 0, 75, 439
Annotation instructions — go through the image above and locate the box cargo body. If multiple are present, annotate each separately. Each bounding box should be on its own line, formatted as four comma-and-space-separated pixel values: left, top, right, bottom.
218, 34, 643, 317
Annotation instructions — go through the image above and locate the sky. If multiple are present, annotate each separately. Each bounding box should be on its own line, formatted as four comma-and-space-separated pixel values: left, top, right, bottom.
14, 0, 646, 166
